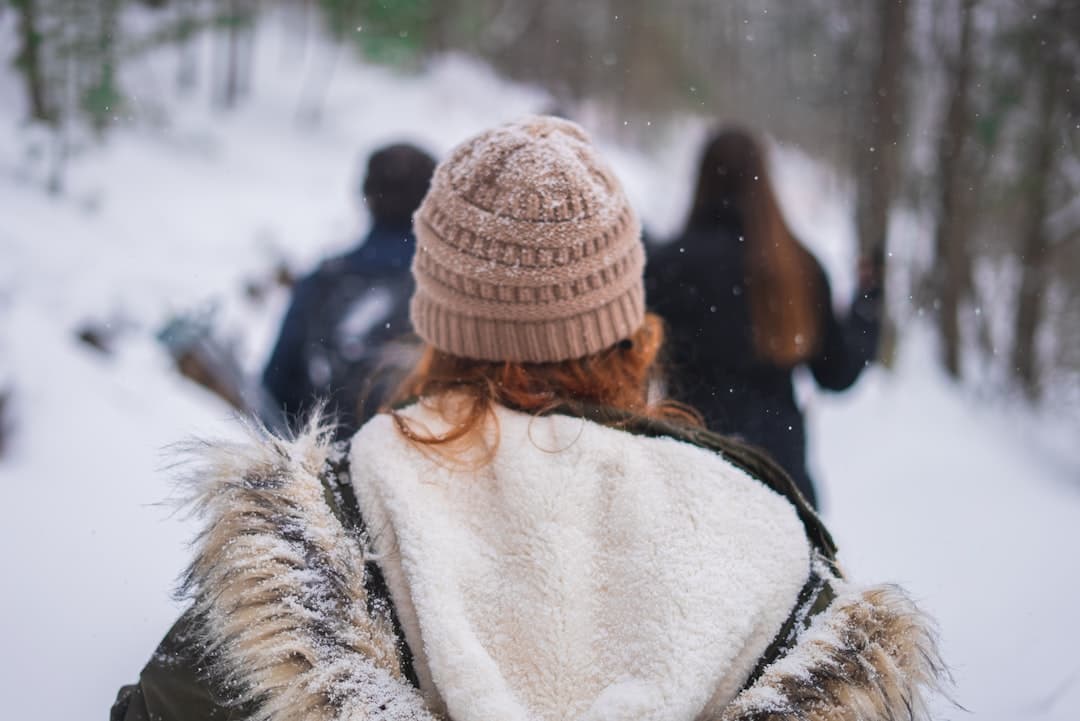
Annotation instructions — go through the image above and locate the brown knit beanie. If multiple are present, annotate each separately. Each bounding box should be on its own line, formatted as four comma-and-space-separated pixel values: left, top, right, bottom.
410, 116, 645, 363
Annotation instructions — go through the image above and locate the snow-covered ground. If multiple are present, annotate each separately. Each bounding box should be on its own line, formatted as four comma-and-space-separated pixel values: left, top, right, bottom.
2, 10, 1078, 721
812, 341, 1080, 720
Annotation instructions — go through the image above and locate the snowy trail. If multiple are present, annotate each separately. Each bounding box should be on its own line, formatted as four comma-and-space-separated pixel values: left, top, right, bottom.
815, 345, 1080, 720
0, 303, 238, 718
2, 12, 1078, 720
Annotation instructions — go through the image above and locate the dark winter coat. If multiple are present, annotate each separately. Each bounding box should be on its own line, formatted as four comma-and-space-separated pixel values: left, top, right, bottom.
111, 405, 944, 721
262, 221, 419, 437
645, 223, 881, 508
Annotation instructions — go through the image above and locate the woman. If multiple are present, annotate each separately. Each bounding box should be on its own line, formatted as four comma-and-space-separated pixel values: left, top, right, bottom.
113, 117, 941, 721
647, 129, 882, 509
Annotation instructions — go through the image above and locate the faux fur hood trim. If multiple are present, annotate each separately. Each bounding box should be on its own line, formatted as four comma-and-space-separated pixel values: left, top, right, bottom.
720, 581, 949, 721
176, 415, 947, 721
177, 416, 436, 721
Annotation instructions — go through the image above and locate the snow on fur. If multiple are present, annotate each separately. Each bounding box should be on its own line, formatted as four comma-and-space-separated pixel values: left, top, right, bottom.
173, 409, 947, 721
177, 416, 436, 721
720, 581, 949, 721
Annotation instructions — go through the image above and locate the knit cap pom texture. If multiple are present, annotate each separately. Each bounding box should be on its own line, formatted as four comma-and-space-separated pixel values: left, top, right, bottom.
410, 116, 645, 363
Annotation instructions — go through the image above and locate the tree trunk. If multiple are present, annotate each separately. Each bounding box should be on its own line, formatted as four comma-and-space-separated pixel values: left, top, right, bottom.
855, 0, 908, 261
1011, 21, 1063, 400
934, 0, 977, 379
853, 0, 909, 364
13, 0, 52, 123
175, 0, 201, 92
0, 385, 12, 460
87, 0, 121, 134
223, 0, 241, 108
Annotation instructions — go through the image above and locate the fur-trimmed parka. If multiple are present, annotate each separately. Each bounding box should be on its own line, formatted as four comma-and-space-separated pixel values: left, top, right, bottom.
112, 403, 946, 721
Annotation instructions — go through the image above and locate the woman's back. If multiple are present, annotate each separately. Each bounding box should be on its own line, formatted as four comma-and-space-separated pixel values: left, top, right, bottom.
646, 222, 819, 502
647, 222, 766, 378
353, 402, 810, 721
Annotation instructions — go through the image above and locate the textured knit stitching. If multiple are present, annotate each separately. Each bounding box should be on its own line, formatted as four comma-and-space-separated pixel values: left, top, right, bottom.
413, 242, 643, 311
410, 115, 646, 362
411, 265, 643, 324
419, 208, 633, 268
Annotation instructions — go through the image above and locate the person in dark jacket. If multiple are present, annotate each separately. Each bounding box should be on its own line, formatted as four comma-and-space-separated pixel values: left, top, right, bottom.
262, 143, 436, 437
646, 128, 882, 509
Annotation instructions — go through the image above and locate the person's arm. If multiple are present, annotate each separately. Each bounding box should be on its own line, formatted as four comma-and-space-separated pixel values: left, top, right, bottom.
808, 261, 883, 391
111, 614, 245, 721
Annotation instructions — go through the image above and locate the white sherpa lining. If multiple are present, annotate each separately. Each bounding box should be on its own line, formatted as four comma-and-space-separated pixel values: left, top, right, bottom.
350, 404, 812, 721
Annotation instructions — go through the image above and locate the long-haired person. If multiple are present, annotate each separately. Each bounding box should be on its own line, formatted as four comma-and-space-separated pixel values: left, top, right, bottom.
113, 118, 940, 721
647, 128, 883, 509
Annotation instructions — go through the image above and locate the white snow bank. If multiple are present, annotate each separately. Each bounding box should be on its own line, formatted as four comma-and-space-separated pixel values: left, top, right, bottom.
813, 329, 1080, 720
0, 298, 240, 717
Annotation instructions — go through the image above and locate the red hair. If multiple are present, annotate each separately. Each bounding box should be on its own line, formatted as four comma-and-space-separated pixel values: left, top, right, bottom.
389, 313, 700, 456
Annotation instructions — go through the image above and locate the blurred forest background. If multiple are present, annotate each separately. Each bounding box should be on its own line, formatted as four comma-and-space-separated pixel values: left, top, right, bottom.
5, 0, 1079, 408
4, 6, 1080, 717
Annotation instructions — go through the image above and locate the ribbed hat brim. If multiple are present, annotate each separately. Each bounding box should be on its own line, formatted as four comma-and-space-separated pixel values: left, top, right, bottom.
411, 283, 644, 363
